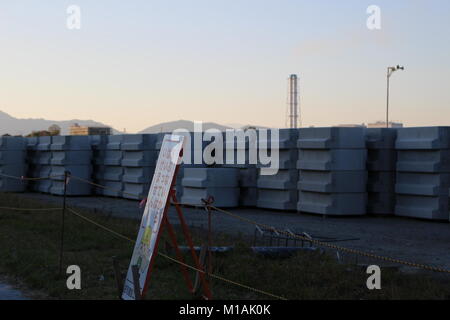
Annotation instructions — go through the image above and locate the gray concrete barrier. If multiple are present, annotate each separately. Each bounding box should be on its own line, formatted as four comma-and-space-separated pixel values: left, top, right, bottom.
257, 129, 299, 210
121, 134, 157, 200
365, 128, 397, 215
298, 127, 367, 215
181, 167, 240, 207
30, 136, 53, 193
395, 127, 450, 220
0, 136, 27, 192
50, 136, 92, 195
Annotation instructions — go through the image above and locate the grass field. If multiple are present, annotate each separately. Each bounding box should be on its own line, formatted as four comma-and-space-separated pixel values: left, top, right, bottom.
0, 192, 449, 300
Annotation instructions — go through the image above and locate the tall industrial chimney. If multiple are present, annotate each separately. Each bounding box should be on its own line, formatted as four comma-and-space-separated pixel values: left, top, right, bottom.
287, 74, 299, 128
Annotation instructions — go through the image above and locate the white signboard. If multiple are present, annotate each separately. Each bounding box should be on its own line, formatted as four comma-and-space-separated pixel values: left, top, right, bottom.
122, 134, 184, 300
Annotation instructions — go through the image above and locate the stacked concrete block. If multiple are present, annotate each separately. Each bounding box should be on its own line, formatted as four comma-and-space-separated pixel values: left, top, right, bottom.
30, 136, 53, 193
223, 130, 258, 206
181, 167, 240, 207
256, 129, 299, 210
100, 135, 124, 197
50, 136, 93, 195
0, 137, 27, 192
395, 127, 450, 220
238, 167, 257, 206
121, 134, 158, 200
297, 127, 367, 215
89, 135, 105, 195
365, 128, 397, 215
91, 135, 125, 197
174, 131, 210, 201
25, 137, 39, 191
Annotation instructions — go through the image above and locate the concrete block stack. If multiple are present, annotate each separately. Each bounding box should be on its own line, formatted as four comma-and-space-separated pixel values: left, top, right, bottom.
93, 135, 124, 197
297, 127, 367, 215
49, 136, 93, 195
223, 131, 258, 206
395, 127, 450, 220
238, 167, 258, 206
0, 136, 27, 192
365, 128, 397, 215
89, 135, 106, 195
256, 129, 299, 210
32, 136, 53, 193
121, 134, 158, 200
25, 137, 39, 191
180, 167, 240, 207
174, 132, 210, 201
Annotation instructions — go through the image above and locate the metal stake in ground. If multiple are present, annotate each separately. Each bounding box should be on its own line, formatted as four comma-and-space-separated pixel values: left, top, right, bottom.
59, 170, 70, 276
201, 196, 215, 282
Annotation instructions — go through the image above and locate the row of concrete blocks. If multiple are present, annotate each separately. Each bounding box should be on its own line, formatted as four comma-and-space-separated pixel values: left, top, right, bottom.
0, 137, 28, 192
255, 127, 450, 220
395, 127, 450, 221
99, 128, 450, 221
16, 133, 207, 199
256, 128, 450, 221
297, 127, 367, 215
180, 127, 450, 221
1, 128, 449, 221
25, 136, 93, 195
90, 128, 450, 221
91, 134, 163, 199
179, 128, 386, 214
254, 129, 298, 210
178, 166, 387, 213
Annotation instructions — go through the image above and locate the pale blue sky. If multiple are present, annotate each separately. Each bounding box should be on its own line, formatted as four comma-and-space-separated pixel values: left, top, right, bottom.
0, 1, 449, 132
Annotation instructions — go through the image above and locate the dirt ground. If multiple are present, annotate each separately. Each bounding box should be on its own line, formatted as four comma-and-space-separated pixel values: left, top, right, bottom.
18, 192, 450, 273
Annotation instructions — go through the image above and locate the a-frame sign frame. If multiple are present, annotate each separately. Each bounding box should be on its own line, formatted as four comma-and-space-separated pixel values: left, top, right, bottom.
121, 134, 212, 300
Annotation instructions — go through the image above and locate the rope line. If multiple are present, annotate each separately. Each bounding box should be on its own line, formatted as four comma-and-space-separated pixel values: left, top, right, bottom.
68, 207, 137, 243
0, 172, 64, 181
67, 206, 286, 300
157, 251, 287, 300
0, 206, 61, 211
70, 175, 142, 199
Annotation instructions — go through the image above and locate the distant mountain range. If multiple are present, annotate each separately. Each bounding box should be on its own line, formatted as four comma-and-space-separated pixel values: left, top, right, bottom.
139, 120, 269, 133
0, 111, 268, 136
139, 120, 232, 133
0, 111, 119, 136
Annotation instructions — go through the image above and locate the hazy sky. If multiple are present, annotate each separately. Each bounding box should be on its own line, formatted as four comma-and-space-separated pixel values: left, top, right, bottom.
1, 1, 449, 132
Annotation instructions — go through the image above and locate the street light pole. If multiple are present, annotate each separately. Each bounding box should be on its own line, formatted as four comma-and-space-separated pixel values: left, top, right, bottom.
386, 65, 405, 128
386, 68, 390, 128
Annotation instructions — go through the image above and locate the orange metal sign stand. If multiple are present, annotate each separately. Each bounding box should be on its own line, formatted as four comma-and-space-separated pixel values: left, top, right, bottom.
139, 164, 212, 300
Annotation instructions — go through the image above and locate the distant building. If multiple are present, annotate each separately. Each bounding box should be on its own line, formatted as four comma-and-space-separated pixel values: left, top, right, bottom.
70, 123, 111, 135
367, 121, 403, 128
337, 124, 366, 128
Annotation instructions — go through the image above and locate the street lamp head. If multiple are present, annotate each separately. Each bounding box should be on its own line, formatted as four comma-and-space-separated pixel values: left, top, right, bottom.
387, 65, 405, 77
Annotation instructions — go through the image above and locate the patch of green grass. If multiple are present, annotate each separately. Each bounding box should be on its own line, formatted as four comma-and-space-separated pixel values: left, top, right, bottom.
0, 192, 449, 300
